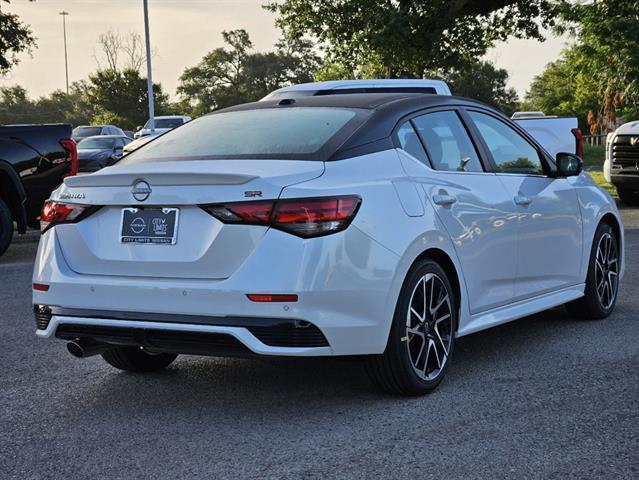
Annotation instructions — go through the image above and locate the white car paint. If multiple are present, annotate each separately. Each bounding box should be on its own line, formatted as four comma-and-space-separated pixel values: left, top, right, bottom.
513, 116, 579, 159
134, 115, 191, 139
604, 119, 639, 183
32, 95, 623, 371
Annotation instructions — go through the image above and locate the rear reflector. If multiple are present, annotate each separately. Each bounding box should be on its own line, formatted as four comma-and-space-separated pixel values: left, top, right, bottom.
246, 294, 298, 303
40, 201, 98, 233
202, 195, 361, 238
33, 283, 50, 292
571, 128, 584, 158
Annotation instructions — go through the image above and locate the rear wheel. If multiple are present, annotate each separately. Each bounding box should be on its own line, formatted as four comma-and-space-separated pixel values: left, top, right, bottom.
0, 198, 13, 257
365, 259, 456, 395
566, 222, 619, 319
617, 187, 639, 206
101, 347, 177, 372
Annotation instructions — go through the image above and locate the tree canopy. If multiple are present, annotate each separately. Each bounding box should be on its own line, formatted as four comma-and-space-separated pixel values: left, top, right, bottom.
177, 29, 319, 115
266, 0, 564, 78
0, 0, 36, 74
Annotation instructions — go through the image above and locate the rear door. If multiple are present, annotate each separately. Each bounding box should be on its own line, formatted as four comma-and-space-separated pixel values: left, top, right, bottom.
466, 109, 583, 300
396, 109, 518, 314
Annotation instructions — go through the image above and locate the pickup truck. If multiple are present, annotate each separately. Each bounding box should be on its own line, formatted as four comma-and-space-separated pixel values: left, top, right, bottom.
604, 120, 639, 206
0, 124, 77, 256
264, 80, 582, 160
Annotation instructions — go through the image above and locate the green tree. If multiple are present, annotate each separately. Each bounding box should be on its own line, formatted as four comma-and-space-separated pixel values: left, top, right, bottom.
177, 29, 320, 115
266, 0, 564, 78
432, 60, 519, 115
0, 0, 36, 74
85, 68, 170, 130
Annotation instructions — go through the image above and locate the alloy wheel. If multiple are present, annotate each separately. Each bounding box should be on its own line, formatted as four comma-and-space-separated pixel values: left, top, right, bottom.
405, 273, 453, 381
595, 232, 619, 310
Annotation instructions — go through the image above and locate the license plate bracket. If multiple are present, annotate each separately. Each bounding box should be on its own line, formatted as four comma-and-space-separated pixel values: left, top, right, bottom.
120, 207, 179, 245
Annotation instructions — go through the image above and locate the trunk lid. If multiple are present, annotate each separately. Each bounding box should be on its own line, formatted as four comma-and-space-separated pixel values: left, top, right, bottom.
54, 159, 324, 279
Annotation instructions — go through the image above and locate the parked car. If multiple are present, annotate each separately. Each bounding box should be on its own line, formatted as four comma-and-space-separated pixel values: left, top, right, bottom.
0, 123, 76, 256
134, 115, 191, 139
122, 134, 156, 155
604, 120, 639, 206
266, 80, 582, 160
72, 125, 125, 143
33, 94, 623, 395
77, 135, 132, 173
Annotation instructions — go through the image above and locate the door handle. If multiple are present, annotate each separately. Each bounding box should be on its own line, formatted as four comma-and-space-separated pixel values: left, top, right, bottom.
514, 194, 532, 206
433, 193, 457, 206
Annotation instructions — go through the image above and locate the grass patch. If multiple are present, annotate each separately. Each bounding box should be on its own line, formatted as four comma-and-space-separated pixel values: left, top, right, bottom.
588, 170, 618, 198
582, 143, 605, 169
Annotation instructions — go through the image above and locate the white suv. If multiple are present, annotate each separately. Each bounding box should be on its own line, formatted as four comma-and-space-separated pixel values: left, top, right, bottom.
33, 93, 623, 395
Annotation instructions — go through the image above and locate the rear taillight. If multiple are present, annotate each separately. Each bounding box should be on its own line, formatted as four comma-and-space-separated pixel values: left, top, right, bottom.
571, 128, 583, 158
40, 201, 97, 233
60, 139, 78, 177
202, 195, 361, 238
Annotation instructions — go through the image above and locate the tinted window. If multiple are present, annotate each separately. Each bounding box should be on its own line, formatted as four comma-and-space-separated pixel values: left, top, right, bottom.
73, 126, 101, 137
397, 122, 429, 165
145, 118, 185, 129
123, 107, 362, 162
469, 111, 543, 174
77, 137, 115, 149
412, 111, 483, 172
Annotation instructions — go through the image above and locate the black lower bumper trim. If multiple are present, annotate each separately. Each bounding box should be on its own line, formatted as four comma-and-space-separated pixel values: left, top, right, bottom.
41, 305, 329, 349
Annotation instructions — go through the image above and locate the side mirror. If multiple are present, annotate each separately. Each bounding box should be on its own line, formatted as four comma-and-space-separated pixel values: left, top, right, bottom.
555, 152, 583, 177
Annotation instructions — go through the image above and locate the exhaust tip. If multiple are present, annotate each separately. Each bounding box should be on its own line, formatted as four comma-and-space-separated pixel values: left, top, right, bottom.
67, 341, 84, 358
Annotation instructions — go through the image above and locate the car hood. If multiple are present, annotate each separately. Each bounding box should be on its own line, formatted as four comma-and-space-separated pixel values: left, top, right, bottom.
615, 120, 639, 135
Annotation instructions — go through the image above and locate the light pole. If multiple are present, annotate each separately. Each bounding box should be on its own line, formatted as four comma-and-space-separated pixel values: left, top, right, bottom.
59, 11, 69, 94
143, 0, 155, 132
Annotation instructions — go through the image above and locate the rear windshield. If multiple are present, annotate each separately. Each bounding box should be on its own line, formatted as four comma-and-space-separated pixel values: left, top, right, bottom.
78, 137, 115, 149
122, 107, 365, 162
73, 126, 101, 137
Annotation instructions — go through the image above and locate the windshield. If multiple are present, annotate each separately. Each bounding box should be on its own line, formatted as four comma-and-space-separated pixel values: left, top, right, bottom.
144, 118, 184, 129
123, 107, 363, 162
78, 137, 116, 149
73, 126, 101, 137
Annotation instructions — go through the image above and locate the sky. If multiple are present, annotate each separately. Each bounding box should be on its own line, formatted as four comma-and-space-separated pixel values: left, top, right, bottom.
2, 0, 571, 100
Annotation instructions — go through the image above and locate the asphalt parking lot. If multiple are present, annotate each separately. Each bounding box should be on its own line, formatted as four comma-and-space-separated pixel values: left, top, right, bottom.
1, 210, 637, 480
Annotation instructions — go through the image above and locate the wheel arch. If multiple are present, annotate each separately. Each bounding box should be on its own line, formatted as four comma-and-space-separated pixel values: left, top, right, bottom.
599, 211, 623, 274
0, 160, 27, 233
407, 247, 463, 333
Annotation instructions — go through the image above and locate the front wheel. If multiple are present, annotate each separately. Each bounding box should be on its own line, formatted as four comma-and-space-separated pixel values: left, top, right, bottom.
365, 259, 457, 395
566, 222, 620, 319
0, 198, 13, 257
102, 347, 177, 372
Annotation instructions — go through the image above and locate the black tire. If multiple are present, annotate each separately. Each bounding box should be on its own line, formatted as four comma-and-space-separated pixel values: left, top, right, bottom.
101, 347, 177, 372
365, 259, 457, 396
566, 222, 619, 319
0, 198, 14, 257
617, 187, 639, 207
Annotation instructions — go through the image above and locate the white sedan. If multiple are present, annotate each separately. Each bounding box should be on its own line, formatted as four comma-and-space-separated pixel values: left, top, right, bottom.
33, 93, 623, 395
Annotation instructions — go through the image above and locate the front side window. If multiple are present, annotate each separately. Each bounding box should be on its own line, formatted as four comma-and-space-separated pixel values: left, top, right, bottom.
411, 111, 483, 172
469, 111, 543, 175
77, 137, 115, 149
123, 107, 364, 163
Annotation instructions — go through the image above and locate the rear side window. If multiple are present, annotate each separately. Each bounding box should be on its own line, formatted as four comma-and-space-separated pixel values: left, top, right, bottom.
123, 107, 363, 162
412, 111, 483, 172
397, 122, 429, 165
468, 111, 543, 175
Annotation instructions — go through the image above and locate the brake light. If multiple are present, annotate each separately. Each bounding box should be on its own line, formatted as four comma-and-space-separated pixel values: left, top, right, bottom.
40, 201, 95, 233
60, 139, 78, 177
202, 195, 361, 238
246, 294, 298, 302
571, 128, 583, 158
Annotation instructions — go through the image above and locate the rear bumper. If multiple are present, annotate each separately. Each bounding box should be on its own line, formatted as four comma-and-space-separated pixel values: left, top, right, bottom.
32, 224, 401, 356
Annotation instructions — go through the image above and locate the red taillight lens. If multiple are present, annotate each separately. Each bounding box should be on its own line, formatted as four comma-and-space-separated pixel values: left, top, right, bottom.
40, 201, 93, 233
60, 139, 78, 177
203, 195, 361, 238
571, 128, 583, 158
246, 294, 298, 302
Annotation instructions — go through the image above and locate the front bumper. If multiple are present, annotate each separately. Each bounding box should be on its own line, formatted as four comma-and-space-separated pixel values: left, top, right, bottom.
611, 172, 639, 189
